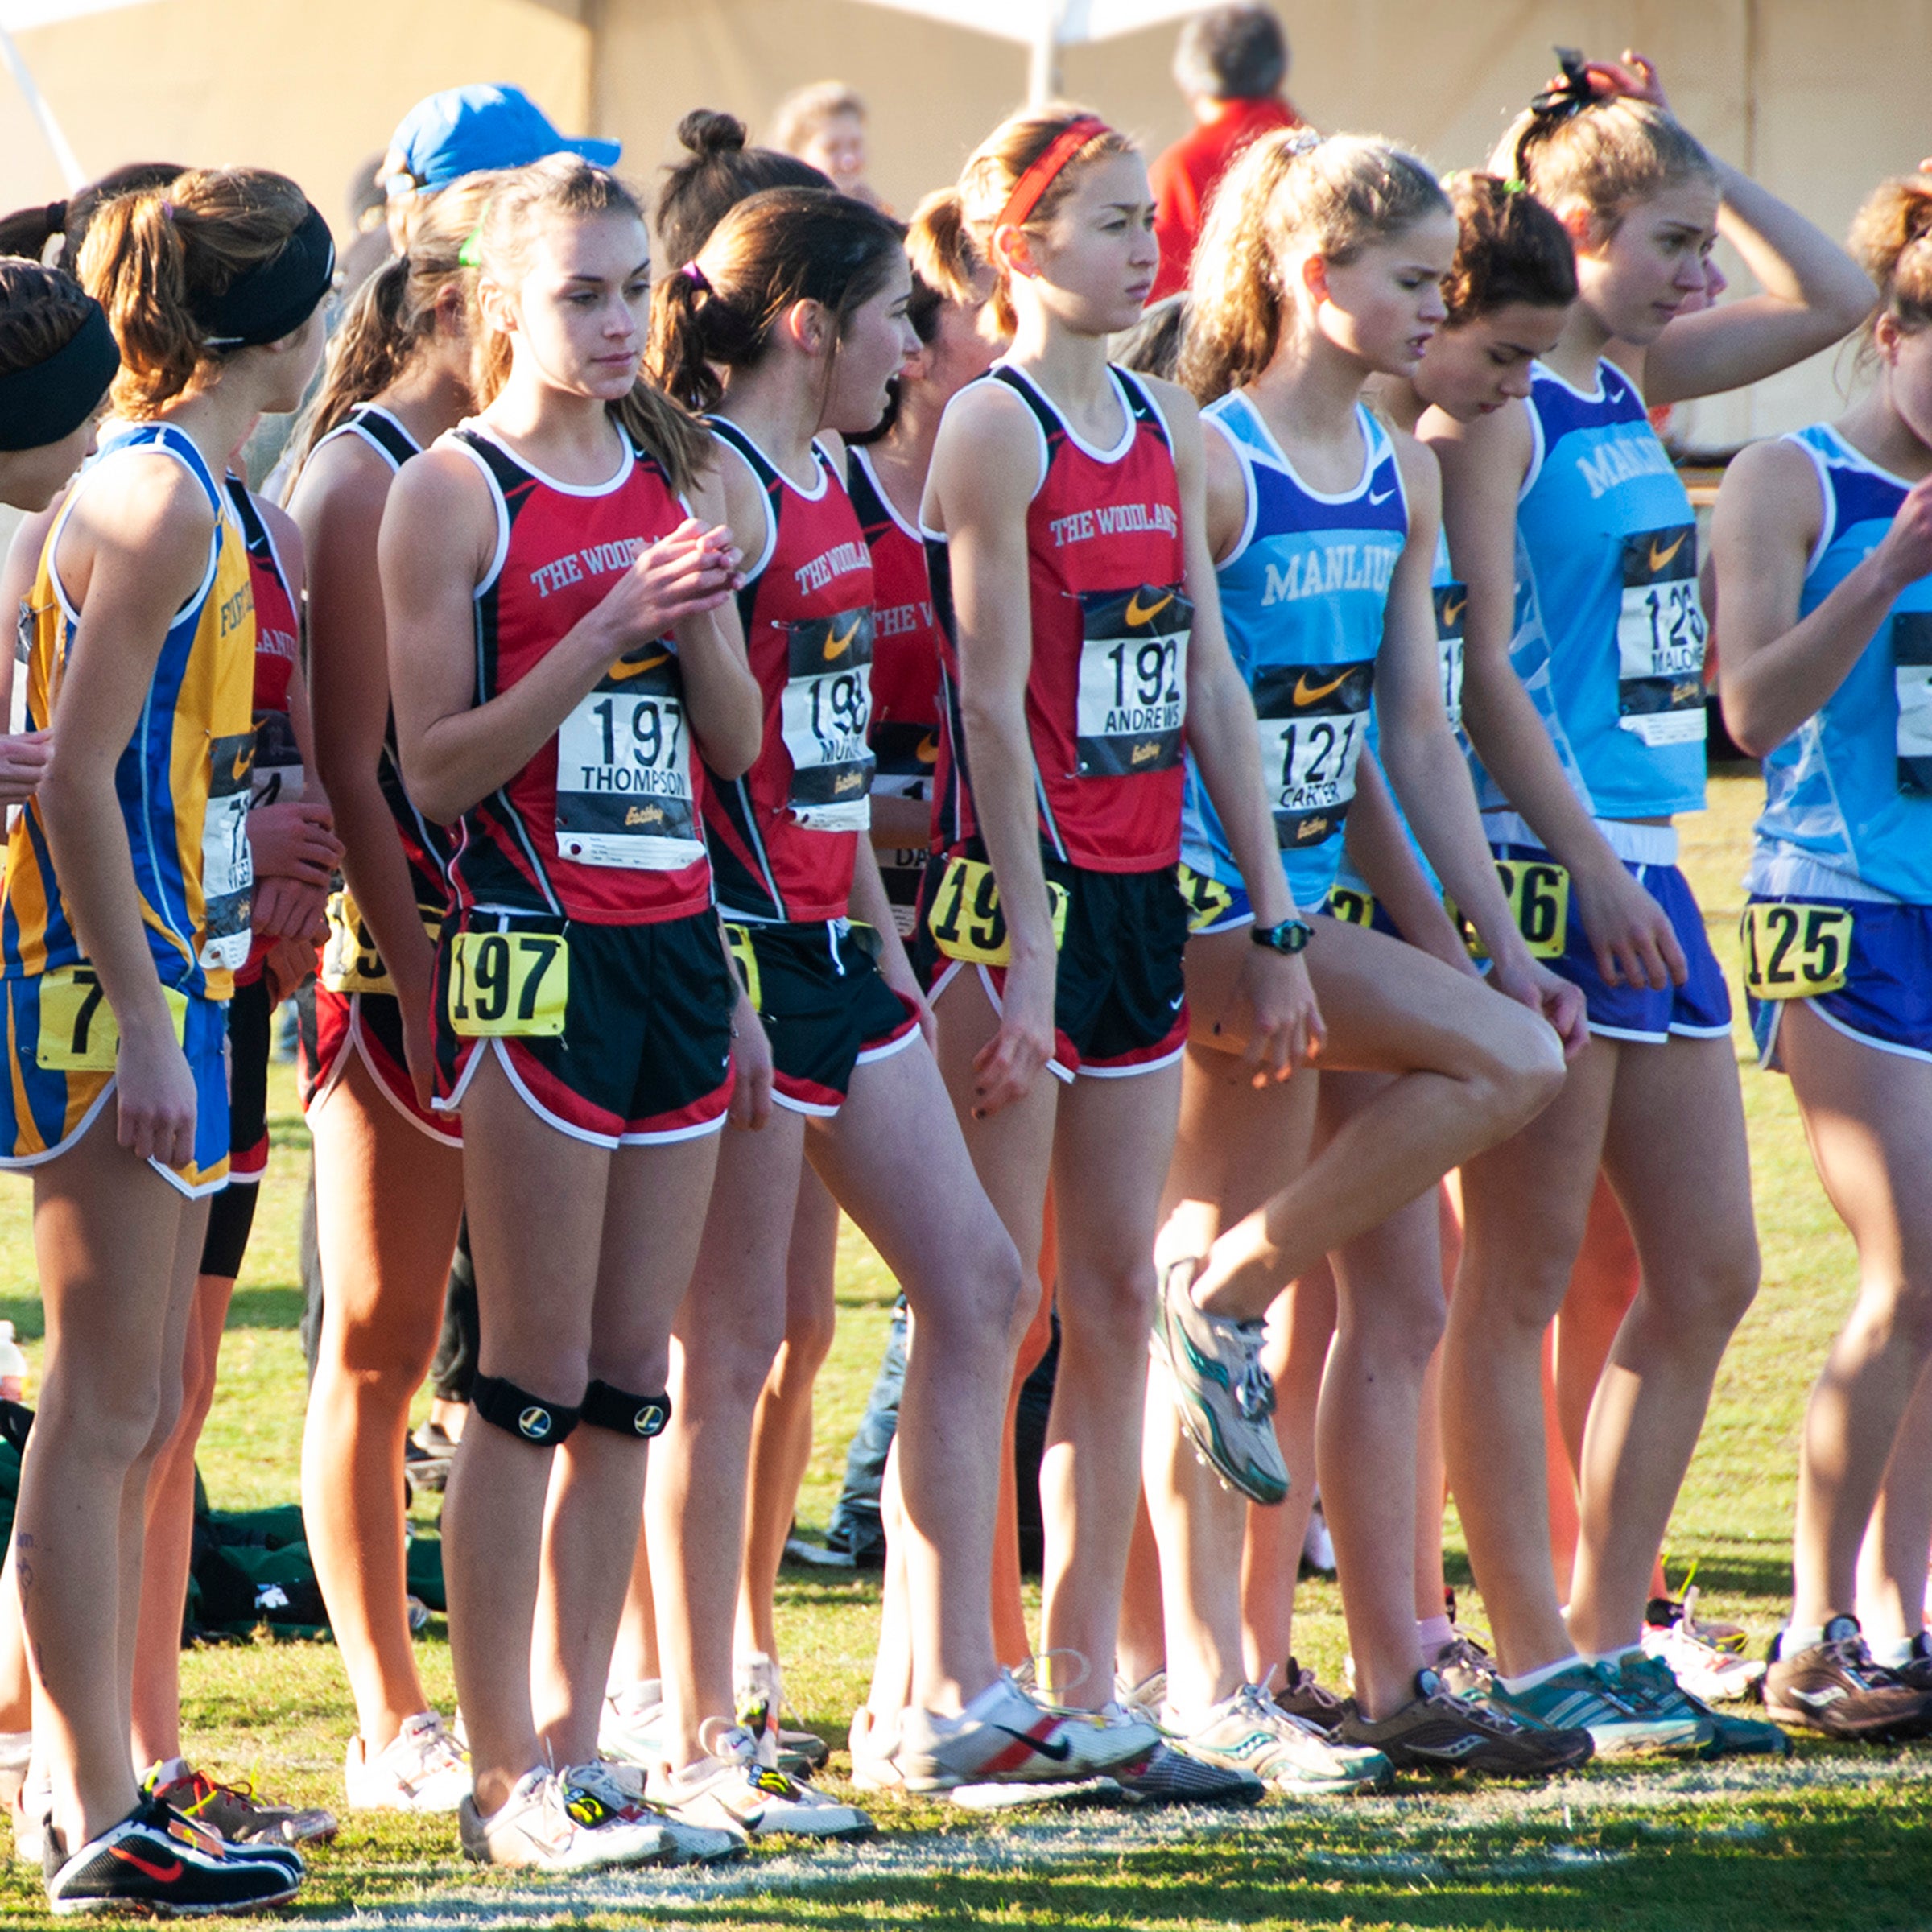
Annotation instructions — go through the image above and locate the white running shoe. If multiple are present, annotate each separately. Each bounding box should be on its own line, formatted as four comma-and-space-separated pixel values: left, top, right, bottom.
560, 1761, 743, 1865
1641, 1594, 1765, 1703
733, 1651, 831, 1775
846, 1705, 905, 1794
1166, 1685, 1392, 1795
647, 1725, 874, 1841
344, 1711, 471, 1814
598, 1679, 667, 1771
893, 1674, 1160, 1794
458, 1766, 671, 1870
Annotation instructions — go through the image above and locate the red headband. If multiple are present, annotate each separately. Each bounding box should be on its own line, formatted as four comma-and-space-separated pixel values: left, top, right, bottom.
997, 115, 1113, 229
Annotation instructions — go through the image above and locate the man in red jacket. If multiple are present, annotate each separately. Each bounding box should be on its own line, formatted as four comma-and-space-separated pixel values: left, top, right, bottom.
1150, 4, 1301, 300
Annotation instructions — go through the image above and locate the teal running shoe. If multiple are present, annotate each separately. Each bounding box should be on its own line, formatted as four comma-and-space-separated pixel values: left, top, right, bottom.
1480, 1659, 1704, 1756
1613, 1651, 1787, 1758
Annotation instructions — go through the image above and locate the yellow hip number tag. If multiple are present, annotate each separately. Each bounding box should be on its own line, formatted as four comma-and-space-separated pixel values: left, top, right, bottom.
448, 931, 569, 1037
37, 965, 188, 1072
1452, 858, 1569, 961
1741, 902, 1852, 1000
1176, 862, 1234, 935
929, 857, 1068, 966
1326, 886, 1376, 929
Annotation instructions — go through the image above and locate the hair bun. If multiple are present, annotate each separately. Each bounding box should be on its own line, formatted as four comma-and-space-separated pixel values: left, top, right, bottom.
677, 109, 748, 159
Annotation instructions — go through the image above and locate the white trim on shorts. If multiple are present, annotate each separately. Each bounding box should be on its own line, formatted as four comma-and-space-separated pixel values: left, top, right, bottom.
441, 1036, 730, 1148
945, 958, 1183, 1084
310, 996, 464, 1148
1768, 994, 1932, 1071
0, 1076, 230, 1199
770, 1013, 922, 1118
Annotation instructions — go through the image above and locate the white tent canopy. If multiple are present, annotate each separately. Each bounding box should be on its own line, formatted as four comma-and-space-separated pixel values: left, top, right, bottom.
2, 0, 163, 187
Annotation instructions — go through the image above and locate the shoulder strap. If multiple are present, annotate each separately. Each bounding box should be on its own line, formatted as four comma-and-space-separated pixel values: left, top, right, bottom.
329, 403, 421, 472
990, 365, 1067, 462
1112, 365, 1169, 449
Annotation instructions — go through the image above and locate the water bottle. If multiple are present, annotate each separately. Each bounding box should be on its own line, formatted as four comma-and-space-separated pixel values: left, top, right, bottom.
0, 1322, 23, 1405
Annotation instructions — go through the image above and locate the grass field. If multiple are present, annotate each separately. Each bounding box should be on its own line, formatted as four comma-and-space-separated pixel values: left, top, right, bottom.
0, 770, 1929, 1928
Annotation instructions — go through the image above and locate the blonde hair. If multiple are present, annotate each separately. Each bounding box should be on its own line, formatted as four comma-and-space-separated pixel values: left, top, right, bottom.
75, 166, 313, 417
285, 172, 496, 475
1492, 96, 1714, 237
770, 81, 865, 157
936, 104, 1137, 334
1182, 131, 1448, 402
1851, 172, 1932, 352
472, 153, 711, 496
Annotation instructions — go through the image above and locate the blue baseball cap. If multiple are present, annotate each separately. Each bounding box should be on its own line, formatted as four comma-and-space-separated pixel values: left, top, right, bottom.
383, 83, 621, 198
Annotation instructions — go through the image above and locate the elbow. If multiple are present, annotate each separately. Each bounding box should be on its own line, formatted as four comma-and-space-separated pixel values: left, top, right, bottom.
1718, 696, 1775, 762
701, 710, 763, 783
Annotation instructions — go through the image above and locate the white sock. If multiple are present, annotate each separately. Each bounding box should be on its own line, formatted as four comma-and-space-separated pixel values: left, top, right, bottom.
1868, 1633, 1913, 1669
1583, 1645, 1644, 1666
1499, 1656, 1575, 1695
1783, 1623, 1826, 1655
1416, 1614, 1453, 1654
147, 1755, 191, 1790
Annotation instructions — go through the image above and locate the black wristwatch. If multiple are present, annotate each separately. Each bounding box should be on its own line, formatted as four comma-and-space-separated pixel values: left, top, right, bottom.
1252, 917, 1313, 956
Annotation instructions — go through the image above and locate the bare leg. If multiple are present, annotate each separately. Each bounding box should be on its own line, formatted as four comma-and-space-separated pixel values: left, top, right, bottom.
1117, 1494, 1166, 1688
1858, 1358, 1932, 1644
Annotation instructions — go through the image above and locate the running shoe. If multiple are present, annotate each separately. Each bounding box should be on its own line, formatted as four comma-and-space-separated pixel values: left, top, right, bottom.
845, 1704, 904, 1794
598, 1679, 666, 1772
1274, 1657, 1346, 1737
144, 1761, 337, 1847
43, 1796, 302, 1916
1114, 1670, 1166, 1719
559, 1762, 742, 1864
1762, 1616, 1932, 1741
1148, 1257, 1289, 1506
1894, 1630, 1932, 1693
1477, 1658, 1703, 1756
647, 1725, 873, 1841
1641, 1590, 1763, 1703
458, 1766, 670, 1869
865, 1699, 1118, 1810
734, 1651, 832, 1775
1610, 1649, 1785, 1757
1103, 1733, 1265, 1808
1167, 1684, 1391, 1795
344, 1711, 470, 1813
891, 1674, 1159, 1794
1337, 1669, 1593, 1777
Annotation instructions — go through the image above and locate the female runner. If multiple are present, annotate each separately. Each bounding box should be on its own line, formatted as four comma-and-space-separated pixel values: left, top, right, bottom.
1713, 170, 1932, 1740
1424, 50, 1872, 1751
382, 153, 759, 1870
1133, 130, 1581, 1785
915, 105, 1319, 1766
0, 169, 328, 1913
285, 175, 491, 1812
642, 183, 1139, 1826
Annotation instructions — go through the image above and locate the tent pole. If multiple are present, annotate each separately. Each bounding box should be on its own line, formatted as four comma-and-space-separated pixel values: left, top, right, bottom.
1028, 7, 1060, 101
0, 26, 85, 190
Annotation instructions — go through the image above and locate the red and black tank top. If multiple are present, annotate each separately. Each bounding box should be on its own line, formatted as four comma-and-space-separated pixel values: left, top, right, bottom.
849, 444, 942, 808
927, 361, 1191, 873
702, 418, 876, 925
440, 420, 712, 925
311, 402, 452, 916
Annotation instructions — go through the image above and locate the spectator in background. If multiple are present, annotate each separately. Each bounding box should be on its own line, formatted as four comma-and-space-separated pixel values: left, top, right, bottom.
769, 80, 886, 208
1149, 3, 1299, 299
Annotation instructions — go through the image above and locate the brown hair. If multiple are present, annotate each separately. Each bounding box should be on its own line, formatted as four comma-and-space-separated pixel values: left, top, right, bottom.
1850, 172, 1932, 350
646, 184, 905, 416
0, 258, 98, 374
656, 109, 831, 268
471, 153, 711, 496
0, 162, 184, 266
1183, 130, 1450, 402
74, 166, 315, 417
1493, 95, 1715, 239
284, 171, 496, 475
1440, 171, 1577, 324
769, 81, 866, 157
936, 104, 1137, 334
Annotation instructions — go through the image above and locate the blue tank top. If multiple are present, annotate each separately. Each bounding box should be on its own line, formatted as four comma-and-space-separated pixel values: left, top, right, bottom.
1181, 393, 1407, 909
1747, 423, 1932, 904
1513, 359, 1707, 820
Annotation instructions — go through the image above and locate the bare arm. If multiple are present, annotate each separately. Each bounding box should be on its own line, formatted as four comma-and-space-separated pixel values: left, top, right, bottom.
1715, 435, 1932, 755
0, 508, 58, 803
667, 458, 762, 780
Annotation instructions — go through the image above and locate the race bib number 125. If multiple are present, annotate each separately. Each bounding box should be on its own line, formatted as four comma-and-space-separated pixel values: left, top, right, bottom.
1741, 902, 1852, 999
1616, 523, 1707, 749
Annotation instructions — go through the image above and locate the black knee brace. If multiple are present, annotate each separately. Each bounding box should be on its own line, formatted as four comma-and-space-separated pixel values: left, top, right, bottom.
580, 1380, 671, 1439
471, 1373, 580, 1446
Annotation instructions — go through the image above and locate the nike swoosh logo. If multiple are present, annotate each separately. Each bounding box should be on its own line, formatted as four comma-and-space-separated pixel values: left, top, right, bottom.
1790, 1686, 1847, 1707
916, 733, 939, 765
1648, 531, 1688, 572
992, 1722, 1073, 1762
1124, 588, 1175, 628
1293, 669, 1351, 706
824, 616, 861, 660
230, 750, 251, 782
111, 1846, 184, 1882
609, 648, 672, 681
1441, 595, 1467, 628
1368, 486, 1396, 504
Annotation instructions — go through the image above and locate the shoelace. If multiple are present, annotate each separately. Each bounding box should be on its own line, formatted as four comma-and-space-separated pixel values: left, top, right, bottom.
1232, 1339, 1277, 1423
1279, 1659, 1341, 1713
1823, 1634, 1897, 1690
1425, 1686, 1523, 1734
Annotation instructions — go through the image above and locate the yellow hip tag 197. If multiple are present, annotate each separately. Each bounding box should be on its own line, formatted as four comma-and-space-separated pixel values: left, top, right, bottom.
1326, 886, 1376, 928
37, 965, 188, 1072
1741, 902, 1852, 999
448, 931, 569, 1037
1175, 862, 1234, 935
929, 857, 1068, 966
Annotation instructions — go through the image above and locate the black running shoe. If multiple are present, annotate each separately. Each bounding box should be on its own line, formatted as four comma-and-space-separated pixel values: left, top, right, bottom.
1337, 1669, 1596, 1778
1274, 1657, 1346, 1739
44, 1795, 303, 1915
1106, 1742, 1266, 1808
1894, 1630, 1932, 1694
1762, 1616, 1932, 1741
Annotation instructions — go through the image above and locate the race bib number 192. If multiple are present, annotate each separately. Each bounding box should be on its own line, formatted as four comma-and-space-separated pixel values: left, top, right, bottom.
447, 931, 568, 1037
1075, 584, 1190, 777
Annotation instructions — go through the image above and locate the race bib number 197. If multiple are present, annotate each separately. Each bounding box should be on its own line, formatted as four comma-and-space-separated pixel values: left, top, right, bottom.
555, 646, 704, 869
447, 931, 568, 1037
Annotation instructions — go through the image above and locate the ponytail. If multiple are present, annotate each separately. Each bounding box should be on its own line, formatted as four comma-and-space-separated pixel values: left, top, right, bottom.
1439, 171, 1577, 324
655, 108, 830, 267
0, 162, 184, 268
0, 200, 68, 262
1850, 172, 1932, 357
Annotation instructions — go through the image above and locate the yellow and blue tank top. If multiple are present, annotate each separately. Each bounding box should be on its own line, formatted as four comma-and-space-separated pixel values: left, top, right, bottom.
3, 420, 256, 1000
1508, 358, 1707, 821
1182, 392, 1408, 909
1748, 423, 1932, 905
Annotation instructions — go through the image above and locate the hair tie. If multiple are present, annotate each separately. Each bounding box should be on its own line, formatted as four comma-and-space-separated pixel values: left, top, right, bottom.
458, 225, 483, 269
1503, 178, 1529, 195
159, 200, 176, 221
1529, 46, 1596, 121
681, 261, 711, 292
997, 115, 1112, 230
1283, 128, 1326, 159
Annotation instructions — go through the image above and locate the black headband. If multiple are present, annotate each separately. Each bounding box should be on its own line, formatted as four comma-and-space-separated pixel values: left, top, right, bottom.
1530, 47, 1597, 122
192, 201, 336, 349
0, 299, 118, 452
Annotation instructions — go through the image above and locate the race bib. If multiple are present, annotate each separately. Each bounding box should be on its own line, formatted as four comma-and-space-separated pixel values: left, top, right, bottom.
250, 708, 305, 808
1434, 580, 1467, 730
1176, 861, 1234, 935
782, 607, 875, 832
1455, 857, 1571, 961
199, 732, 256, 972
869, 720, 938, 802
1075, 584, 1190, 777
555, 646, 704, 869
36, 964, 188, 1072
1616, 524, 1707, 748
447, 930, 568, 1037
724, 923, 762, 1012
1740, 902, 1852, 999
1893, 613, 1932, 795
927, 856, 1068, 966
1327, 886, 1376, 928
320, 890, 443, 998
1252, 658, 1375, 851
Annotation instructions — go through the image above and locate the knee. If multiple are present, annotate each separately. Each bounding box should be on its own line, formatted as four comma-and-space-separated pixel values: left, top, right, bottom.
673, 1313, 782, 1414
1638, 1243, 1758, 1352
37, 1374, 164, 1475
325, 1300, 440, 1390
779, 1299, 837, 1381
1856, 1274, 1932, 1360
1059, 1255, 1158, 1365
1472, 1006, 1568, 1140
